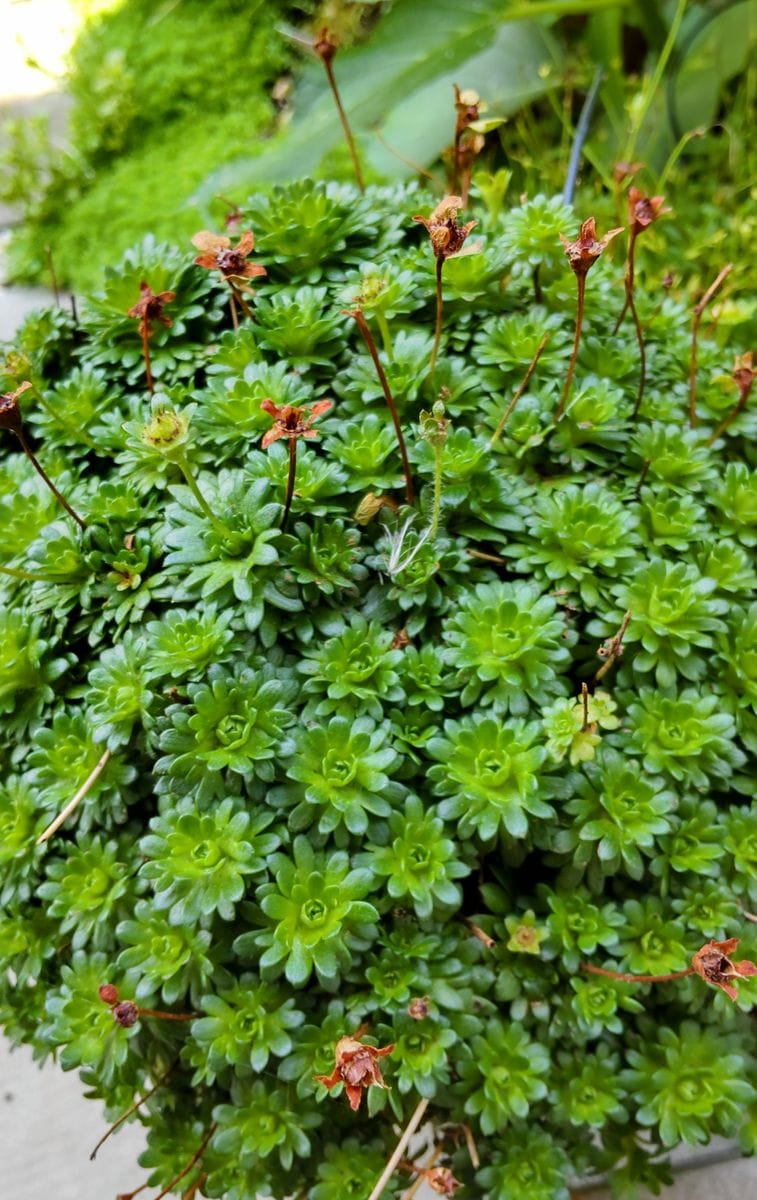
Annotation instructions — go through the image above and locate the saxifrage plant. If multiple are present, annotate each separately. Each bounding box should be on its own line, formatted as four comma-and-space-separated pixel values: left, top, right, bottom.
0, 157, 755, 1200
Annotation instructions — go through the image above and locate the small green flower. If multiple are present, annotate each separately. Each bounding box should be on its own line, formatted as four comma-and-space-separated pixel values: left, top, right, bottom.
505, 910, 545, 955
542, 689, 619, 766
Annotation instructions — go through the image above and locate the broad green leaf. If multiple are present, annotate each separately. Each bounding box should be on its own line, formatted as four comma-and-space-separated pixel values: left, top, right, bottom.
194, 0, 564, 202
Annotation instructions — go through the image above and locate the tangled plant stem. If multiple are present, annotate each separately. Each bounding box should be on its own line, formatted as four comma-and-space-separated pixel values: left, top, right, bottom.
348, 307, 414, 505
491, 331, 549, 444
689, 262, 734, 427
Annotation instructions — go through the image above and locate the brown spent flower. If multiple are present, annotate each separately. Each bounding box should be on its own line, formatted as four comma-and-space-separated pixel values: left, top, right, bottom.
314, 1034, 394, 1111
454, 84, 486, 129
613, 160, 644, 185
691, 938, 757, 1001
112, 1000, 140, 1028
192, 230, 267, 287
407, 996, 430, 1020
0, 380, 32, 434
127, 282, 176, 333
733, 351, 755, 396
98, 983, 119, 1006
425, 1166, 463, 1195
560, 217, 623, 279
313, 26, 338, 64
413, 196, 478, 261
260, 398, 333, 449
627, 186, 670, 236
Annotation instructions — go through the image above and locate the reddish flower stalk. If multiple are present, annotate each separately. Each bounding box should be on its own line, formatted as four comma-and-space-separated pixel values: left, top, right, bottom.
90, 1058, 177, 1160
491, 331, 550, 445
313, 28, 364, 192
689, 262, 734, 427
706, 352, 754, 446
260, 397, 333, 530
595, 608, 632, 681
413, 197, 478, 376
346, 307, 414, 504
0, 381, 87, 530
99, 985, 195, 1026
151, 1124, 217, 1200
555, 218, 622, 423
192, 229, 266, 327
128, 282, 176, 396
620, 190, 670, 417
582, 938, 757, 1001
451, 85, 486, 200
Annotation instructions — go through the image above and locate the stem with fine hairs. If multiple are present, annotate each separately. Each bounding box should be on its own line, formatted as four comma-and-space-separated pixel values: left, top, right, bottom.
281, 437, 297, 530
36, 749, 111, 844
689, 262, 734, 427
430, 256, 444, 376
366, 1097, 430, 1200
555, 273, 586, 423
228, 280, 254, 321
15, 429, 87, 530
491, 331, 549, 444
582, 962, 694, 984
140, 322, 154, 395
323, 59, 364, 192
349, 308, 414, 505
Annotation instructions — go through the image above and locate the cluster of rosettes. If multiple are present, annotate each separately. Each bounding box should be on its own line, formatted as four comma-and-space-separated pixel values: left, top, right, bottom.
0, 177, 755, 1200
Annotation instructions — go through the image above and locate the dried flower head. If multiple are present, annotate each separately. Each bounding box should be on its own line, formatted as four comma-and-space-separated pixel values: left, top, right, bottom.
313, 26, 338, 64
691, 938, 757, 1001
613, 160, 644, 185
733, 351, 754, 396
0, 380, 32, 434
407, 996, 430, 1020
454, 84, 487, 128
113, 1000, 140, 1028
425, 1166, 463, 1195
627, 187, 670, 236
192, 230, 267, 288
413, 197, 478, 261
127, 282, 176, 333
260, 398, 333, 449
314, 1034, 394, 1111
560, 218, 623, 279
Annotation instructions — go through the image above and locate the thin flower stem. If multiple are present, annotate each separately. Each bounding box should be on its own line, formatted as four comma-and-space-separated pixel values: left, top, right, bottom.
366, 1097, 430, 1200
706, 380, 753, 446
491, 331, 549, 444
580, 682, 590, 732
634, 457, 652, 500
431, 445, 443, 539
349, 309, 414, 505
119, 1184, 150, 1200
582, 963, 694, 984
152, 1124, 217, 1200
90, 1059, 177, 1160
136, 1007, 196, 1022
376, 310, 394, 360
228, 290, 239, 331
44, 244, 61, 307
555, 272, 586, 423
281, 437, 297, 531
612, 229, 636, 336
141, 324, 154, 396
628, 281, 647, 419
462, 1123, 480, 1170
323, 58, 365, 192
36, 749, 112, 844
228, 281, 254, 321
15, 430, 87, 530
623, 0, 688, 164
689, 262, 734, 427
175, 455, 234, 543
430, 257, 444, 377
595, 608, 632, 681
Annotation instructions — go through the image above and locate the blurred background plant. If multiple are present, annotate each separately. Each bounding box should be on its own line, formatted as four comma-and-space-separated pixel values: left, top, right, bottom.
2, 0, 756, 294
